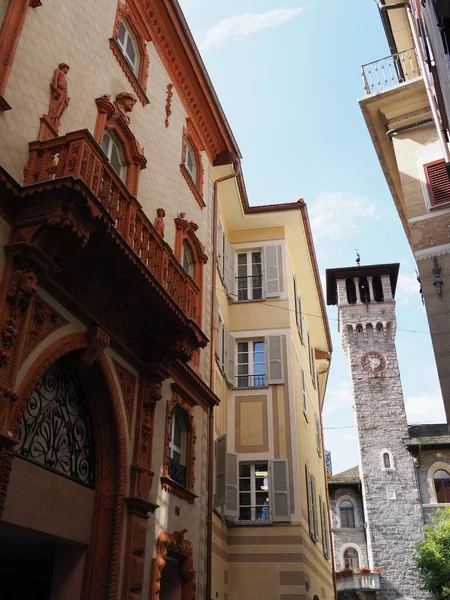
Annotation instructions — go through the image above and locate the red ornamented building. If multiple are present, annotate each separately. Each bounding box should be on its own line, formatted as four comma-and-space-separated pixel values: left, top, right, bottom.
0, 1, 242, 598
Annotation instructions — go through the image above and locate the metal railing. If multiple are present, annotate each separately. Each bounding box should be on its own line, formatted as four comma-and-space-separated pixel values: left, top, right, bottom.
238, 504, 271, 523
236, 374, 267, 388
168, 457, 187, 488
362, 48, 421, 94
236, 275, 263, 301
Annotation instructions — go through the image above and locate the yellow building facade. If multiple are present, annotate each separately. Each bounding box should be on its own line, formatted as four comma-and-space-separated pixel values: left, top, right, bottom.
210, 165, 334, 600
360, 0, 450, 421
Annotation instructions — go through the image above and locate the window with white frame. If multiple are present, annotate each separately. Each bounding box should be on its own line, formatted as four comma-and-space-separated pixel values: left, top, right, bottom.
117, 19, 140, 75
343, 548, 359, 570
168, 406, 188, 487
301, 368, 307, 416
102, 130, 127, 180
237, 340, 266, 388
237, 251, 263, 301
184, 140, 198, 183
238, 462, 270, 522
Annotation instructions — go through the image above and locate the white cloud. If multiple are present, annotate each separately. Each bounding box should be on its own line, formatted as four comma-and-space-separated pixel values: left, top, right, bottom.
405, 391, 446, 424
199, 8, 304, 51
396, 271, 421, 304
308, 191, 381, 241
324, 380, 353, 415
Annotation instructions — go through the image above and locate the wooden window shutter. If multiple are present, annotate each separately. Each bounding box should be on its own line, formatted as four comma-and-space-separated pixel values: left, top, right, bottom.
264, 245, 280, 297
302, 368, 307, 415
267, 335, 284, 384
311, 474, 319, 541
217, 219, 224, 279
214, 298, 220, 360
293, 276, 300, 327
224, 235, 235, 298
215, 435, 227, 507
299, 296, 305, 344
226, 332, 235, 385
222, 324, 228, 375
270, 459, 291, 522
224, 451, 239, 518
306, 465, 314, 537
322, 499, 330, 559
315, 412, 322, 457
424, 159, 450, 207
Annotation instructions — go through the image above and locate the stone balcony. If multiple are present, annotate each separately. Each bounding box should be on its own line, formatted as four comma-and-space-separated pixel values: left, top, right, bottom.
23, 129, 201, 325
336, 572, 380, 594
361, 48, 421, 95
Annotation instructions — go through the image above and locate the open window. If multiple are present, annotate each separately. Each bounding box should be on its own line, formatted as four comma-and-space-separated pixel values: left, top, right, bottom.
110, 0, 150, 104
237, 250, 263, 301
232, 334, 284, 388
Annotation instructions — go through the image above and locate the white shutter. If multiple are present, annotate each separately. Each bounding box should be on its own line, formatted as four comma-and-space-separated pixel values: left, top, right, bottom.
217, 219, 224, 280
301, 369, 307, 416
215, 435, 227, 507
224, 451, 239, 518
264, 245, 280, 297
299, 296, 305, 343
311, 473, 318, 541
224, 236, 235, 298
267, 335, 284, 384
293, 277, 300, 327
270, 459, 291, 522
226, 332, 235, 385
315, 412, 322, 457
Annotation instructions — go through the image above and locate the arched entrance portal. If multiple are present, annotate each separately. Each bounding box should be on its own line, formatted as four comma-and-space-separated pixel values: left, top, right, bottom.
0, 344, 126, 600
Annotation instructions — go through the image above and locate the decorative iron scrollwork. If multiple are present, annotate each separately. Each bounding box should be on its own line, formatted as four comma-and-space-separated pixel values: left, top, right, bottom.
168, 457, 187, 488
15, 359, 95, 488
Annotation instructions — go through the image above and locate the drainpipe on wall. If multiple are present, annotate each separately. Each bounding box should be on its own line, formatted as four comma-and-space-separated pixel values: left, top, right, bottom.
206, 157, 241, 600
375, 0, 450, 170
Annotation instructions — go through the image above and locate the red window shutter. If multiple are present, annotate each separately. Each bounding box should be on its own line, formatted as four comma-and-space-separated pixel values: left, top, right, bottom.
424, 159, 450, 206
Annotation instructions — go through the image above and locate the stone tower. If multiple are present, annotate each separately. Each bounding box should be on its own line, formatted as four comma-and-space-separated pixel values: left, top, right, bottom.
326, 263, 426, 600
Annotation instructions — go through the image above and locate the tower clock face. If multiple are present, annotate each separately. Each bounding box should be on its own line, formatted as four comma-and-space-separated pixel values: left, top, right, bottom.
361, 351, 387, 375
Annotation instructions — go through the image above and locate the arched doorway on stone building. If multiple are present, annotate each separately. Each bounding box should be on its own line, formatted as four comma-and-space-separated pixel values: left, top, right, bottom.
0, 342, 126, 600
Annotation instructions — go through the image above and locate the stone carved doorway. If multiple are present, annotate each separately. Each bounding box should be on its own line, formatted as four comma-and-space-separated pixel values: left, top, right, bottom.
152, 529, 196, 600
0, 343, 126, 600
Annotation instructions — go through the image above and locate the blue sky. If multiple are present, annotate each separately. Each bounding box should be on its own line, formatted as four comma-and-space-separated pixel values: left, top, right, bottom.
178, 0, 446, 474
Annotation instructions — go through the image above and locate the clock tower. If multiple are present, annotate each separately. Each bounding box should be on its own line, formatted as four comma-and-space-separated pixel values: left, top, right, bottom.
326, 263, 426, 600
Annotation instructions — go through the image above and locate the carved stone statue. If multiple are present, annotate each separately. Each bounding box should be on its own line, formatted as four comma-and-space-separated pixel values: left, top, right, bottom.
153, 208, 165, 238
114, 92, 137, 123
47, 63, 70, 128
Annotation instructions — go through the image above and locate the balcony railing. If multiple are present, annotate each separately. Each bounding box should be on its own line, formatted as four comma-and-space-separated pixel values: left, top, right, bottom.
336, 573, 380, 592
168, 457, 187, 488
23, 130, 200, 323
236, 374, 267, 388
362, 48, 421, 94
239, 504, 271, 523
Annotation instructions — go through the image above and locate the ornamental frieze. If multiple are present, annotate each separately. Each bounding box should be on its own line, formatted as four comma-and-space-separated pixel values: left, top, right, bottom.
410, 213, 450, 252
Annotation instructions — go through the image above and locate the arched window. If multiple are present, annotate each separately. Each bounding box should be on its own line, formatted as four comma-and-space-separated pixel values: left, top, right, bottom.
434, 469, 450, 503
383, 452, 391, 469
15, 358, 95, 488
359, 277, 370, 303
346, 278, 356, 304
102, 129, 127, 180
180, 119, 205, 207
340, 501, 355, 528
343, 548, 359, 570
117, 19, 140, 75
182, 240, 194, 277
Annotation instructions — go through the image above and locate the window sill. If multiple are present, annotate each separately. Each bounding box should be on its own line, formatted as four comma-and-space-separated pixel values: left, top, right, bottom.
381, 467, 395, 472
109, 38, 150, 106
0, 95, 12, 112
234, 385, 269, 391
231, 520, 273, 527
429, 201, 450, 212
160, 475, 198, 504
180, 164, 205, 208
422, 503, 450, 508
233, 298, 266, 304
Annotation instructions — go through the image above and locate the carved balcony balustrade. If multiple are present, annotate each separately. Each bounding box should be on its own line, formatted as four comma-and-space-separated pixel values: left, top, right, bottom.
23, 129, 200, 324
336, 573, 380, 593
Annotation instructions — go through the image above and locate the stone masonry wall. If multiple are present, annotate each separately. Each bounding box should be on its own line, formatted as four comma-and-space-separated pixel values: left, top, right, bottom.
340, 295, 427, 600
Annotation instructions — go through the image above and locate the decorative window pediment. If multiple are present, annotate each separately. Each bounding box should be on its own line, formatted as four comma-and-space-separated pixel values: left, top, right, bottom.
110, 0, 150, 105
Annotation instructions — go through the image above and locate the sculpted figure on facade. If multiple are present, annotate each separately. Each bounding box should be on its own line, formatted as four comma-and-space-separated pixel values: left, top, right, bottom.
114, 91, 137, 123
47, 63, 70, 128
153, 208, 166, 238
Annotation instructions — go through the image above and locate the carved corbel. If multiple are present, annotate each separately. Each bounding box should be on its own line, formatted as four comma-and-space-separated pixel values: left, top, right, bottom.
81, 325, 110, 365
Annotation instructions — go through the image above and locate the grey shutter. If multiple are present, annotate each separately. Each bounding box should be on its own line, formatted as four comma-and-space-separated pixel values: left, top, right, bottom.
302, 369, 307, 415
315, 412, 322, 457
322, 498, 330, 558
224, 236, 235, 298
267, 335, 284, 384
306, 466, 314, 537
217, 219, 224, 280
214, 297, 220, 359
222, 324, 228, 374
226, 332, 235, 385
224, 451, 239, 518
293, 276, 300, 327
264, 245, 280, 297
215, 435, 227, 507
311, 473, 318, 541
299, 296, 305, 343
270, 459, 291, 522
